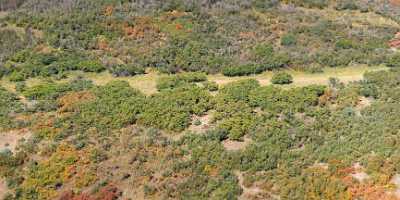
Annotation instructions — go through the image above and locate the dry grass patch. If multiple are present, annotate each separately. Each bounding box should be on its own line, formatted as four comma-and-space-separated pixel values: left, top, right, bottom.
0, 128, 32, 153
301, 7, 400, 28
210, 65, 387, 87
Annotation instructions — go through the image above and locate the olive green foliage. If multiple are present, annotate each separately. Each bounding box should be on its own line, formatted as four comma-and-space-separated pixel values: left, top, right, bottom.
222, 64, 265, 76
0, 87, 24, 130
67, 81, 146, 132
249, 85, 325, 113
385, 53, 400, 68
281, 33, 297, 46
156, 72, 207, 91
2, 0, 393, 76
76, 60, 105, 72
3, 1, 400, 199
109, 64, 145, 77
203, 81, 219, 91
22, 79, 93, 100
138, 86, 212, 131
4, 49, 103, 81
271, 71, 293, 85
214, 79, 260, 139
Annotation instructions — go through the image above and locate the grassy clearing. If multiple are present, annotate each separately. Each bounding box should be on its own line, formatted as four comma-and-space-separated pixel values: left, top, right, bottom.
209, 65, 388, 87
301, 8, 400, 28
0, 65, 388, 95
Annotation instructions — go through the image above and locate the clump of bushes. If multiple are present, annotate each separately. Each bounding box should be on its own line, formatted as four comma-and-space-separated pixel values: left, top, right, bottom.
249, 84, 325, 113
213, 79, 261, 139
68, 80, 146, 131
335, 0, 358, 10
271, 71, 293, 85
222, 64, 265, 77
385, 54, 400, 68
203, 81, 219, 91
22, 79, 93, 100
138, 86, 212, 131
281, 33, 297, 46
76, 60, 105, 72
335, 39, 356, 50
0, 87, 24, 130
156, 72, 207, 91
109, 64, 145, 77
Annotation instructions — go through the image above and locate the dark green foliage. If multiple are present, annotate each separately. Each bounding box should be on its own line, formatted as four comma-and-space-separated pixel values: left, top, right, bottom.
271, 72, 293, 85
151, 37, 226, 73
0, 87, 24, 130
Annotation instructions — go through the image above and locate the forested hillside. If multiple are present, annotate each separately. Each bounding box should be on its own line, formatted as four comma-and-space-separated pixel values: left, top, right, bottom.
2, 0, 400, 200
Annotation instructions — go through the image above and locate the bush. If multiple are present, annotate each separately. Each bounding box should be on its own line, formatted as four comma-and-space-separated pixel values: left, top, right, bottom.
138, 86, 212, 131
385, 54, 400, 68
271, 72, 293, 85
216, 102, 258, 140
335, 39, 356, 50
203, 81, 219, 91
76, 60, 105, 72
22, 79, 93, 100
217, 79, 260, 102
156, 72, 207, 91
281, 33, 297, 46
0, 87, 24, 130
109, 64, 145, 77
70, 81, 147, 131
305, 64, 324, 74
335, 0, 358, 10
222, 64, 265, 77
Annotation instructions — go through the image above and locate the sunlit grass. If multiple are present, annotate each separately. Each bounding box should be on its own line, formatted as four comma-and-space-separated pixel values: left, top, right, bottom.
0, 65, 388, 95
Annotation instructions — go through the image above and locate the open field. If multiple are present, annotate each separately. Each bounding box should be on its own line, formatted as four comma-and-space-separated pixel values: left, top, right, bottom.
0, 65, 388, 95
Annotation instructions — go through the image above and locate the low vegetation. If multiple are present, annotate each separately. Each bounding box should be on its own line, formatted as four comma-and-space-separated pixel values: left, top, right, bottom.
2, 0, 400, 199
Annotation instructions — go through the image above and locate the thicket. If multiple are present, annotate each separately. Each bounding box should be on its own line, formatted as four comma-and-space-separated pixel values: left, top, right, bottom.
156, 72, 207, 91
2, 0, 395, 76
0, 87, 24, 130
3, 1, 400, 199
271, 71, 293, 85
138, 85, 212, 131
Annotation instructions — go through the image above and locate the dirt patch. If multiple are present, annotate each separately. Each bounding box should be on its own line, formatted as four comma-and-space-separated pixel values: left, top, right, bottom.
351, 172, 370, 182
350, 162, 370, 183
187, 114, 212, 134
355, 96, 373, 116
0, 129, 32, 153
391, 174, 400, 198
223, 136, 252, 151
235, 171, 265, 200
0, 179, 8, 199
357, 96, 372, 109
